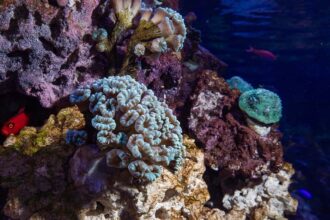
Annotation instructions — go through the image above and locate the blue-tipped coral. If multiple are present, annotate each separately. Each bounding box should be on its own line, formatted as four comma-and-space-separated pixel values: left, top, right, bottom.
227, 76, 253, 93
239, 88, 282, 125
70, 75, 184, 182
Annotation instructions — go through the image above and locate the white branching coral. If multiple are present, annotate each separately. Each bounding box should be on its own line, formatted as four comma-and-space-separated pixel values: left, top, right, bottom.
70, 75, 185, 182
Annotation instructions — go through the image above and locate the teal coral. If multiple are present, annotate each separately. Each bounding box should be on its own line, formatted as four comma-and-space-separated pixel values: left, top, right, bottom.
239, 88, 282, 124
70, 75, 184, 182
227, 76, 253, 93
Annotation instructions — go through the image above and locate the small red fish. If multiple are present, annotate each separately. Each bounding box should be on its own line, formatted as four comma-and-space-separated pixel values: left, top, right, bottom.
246, 47, 277, 61
1, 107, 29, 136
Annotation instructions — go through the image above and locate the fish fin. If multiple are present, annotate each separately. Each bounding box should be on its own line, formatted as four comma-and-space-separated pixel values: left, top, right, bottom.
246, 46, 254, 53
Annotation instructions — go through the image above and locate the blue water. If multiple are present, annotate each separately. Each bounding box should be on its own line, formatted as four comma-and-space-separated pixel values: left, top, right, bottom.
182, 0, 330, 219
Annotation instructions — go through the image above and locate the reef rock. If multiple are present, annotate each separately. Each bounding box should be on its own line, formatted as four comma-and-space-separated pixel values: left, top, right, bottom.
1, 144, 75, 219
0, 0, 105, 107
188, 70, 283, 179
222, 163, 298, 219
78, 136, 212, 220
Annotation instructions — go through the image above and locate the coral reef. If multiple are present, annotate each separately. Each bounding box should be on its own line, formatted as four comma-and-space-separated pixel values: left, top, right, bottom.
3, 106, 85, 155
0, 0, 104, 107
239, 88, 282, 124
227, 76, 254, 93
75, 136, 217, 220
188, 70, 283, 178
0, 1, 297, 219
70, 75, 185, 182
222, 163, 298, 219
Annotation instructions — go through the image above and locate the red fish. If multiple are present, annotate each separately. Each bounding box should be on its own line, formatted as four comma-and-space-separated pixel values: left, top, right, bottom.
246, 47, 277, 61
1, 107, 29, 136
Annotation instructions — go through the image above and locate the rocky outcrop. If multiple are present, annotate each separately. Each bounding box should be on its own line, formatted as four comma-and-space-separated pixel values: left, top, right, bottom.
188, 70, 283, 179
222, 163, 298, 219
0, 0, 106, 107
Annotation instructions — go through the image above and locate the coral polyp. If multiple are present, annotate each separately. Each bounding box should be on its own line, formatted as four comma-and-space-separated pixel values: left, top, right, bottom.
70, 75, 184, 182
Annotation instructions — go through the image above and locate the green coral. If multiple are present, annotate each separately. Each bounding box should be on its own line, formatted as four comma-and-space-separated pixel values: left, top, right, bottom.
239, 88, 282, 124
3, 106, 85, 156
70, 75, 185, 182
227, 76, 253, 93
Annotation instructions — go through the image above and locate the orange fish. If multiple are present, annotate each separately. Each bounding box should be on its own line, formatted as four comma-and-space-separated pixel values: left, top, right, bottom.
246, 47, 277, 61
1, 107, 29, 136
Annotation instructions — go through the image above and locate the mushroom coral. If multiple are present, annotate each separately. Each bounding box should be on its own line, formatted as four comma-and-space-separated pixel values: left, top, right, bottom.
70, 75, 185, 182
239, 88, 282, 124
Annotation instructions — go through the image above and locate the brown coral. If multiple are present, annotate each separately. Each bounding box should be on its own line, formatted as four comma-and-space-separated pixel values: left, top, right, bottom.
188, 70, 284, 179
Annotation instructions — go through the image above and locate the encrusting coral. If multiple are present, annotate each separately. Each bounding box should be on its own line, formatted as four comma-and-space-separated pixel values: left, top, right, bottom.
2, 106, 85, 155
70, 75, 185, 182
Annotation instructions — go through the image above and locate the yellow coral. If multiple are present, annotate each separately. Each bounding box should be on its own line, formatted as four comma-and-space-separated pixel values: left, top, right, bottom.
2, 106, 85, 156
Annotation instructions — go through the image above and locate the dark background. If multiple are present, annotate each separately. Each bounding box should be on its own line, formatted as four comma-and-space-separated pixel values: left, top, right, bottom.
181, 0, 330, 219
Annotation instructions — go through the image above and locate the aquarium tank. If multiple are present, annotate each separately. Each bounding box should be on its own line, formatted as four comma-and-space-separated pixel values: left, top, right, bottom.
0, 0, 328, 219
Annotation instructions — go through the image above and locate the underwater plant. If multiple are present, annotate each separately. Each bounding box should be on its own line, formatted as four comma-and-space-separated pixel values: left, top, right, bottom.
226, 76, 254, 93
239, 88, 282, 125
70, 75, 184, 182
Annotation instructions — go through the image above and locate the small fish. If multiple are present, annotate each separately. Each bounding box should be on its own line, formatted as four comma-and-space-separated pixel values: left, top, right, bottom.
295, 189, 313, 200
246, 46, 277, 61
1, 107, 29, 136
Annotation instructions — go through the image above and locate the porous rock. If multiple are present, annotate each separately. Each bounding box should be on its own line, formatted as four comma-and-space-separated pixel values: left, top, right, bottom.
0, 0, 105, 107
222, 163, 298, 219
78, 136, 215, 220
188, 70, 284, 179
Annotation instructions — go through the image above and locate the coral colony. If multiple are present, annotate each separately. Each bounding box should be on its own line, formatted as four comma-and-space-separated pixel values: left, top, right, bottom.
0, 0, 297, 219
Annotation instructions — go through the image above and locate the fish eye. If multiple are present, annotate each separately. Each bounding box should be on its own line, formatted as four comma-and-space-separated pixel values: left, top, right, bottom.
8, 122, 14, 129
